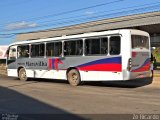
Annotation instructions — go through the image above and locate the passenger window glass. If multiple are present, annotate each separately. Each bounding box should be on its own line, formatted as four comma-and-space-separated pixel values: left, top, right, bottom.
9, 46, 17, 60
31, 43, 44, 57
109, 36, 121, 55
46, 42, 62, 57
85, 37, 108, 55
64, 40, 83, 56
85, 38, 100, 55
131, 35, 149, 49
17, 45, 29, 58
101, 38, 108, 54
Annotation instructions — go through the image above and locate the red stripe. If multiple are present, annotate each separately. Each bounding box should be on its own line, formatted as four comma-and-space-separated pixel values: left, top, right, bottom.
132, 63, 150, 72
55, 58, 58, 71
132, 52, 137, 58
78, 64, 122, 72
48, 58, 52, 70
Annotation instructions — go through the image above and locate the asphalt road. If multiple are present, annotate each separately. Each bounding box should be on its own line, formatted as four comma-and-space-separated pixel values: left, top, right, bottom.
0, 76, 160, 120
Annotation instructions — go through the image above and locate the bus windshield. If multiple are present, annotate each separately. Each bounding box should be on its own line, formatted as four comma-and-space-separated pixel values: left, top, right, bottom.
131, 35, 149, 49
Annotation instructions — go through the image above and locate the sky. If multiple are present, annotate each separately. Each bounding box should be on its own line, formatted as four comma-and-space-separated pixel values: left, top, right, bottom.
0, 0, 160, 45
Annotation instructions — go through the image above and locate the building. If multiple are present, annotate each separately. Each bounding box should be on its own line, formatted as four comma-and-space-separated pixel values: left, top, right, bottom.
16, 11, 160, 47
0, 45, 8, 59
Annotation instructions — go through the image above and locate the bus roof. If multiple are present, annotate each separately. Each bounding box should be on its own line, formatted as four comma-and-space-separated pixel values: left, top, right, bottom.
10, 29, 149, 46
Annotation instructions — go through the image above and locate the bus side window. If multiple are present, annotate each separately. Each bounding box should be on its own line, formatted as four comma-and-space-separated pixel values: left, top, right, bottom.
64, 40, 83, 56
85, 37, 108, 55
39, 44, 44, 56
18, 45, 29, 58
101, 37, 108, 54
9, 46, 17, 60
46, 42, 54, 57
31, 43, 44, 57
46, 42, 62, 57
54, 42, 62, 56
64, 42, 72, 55
109, 36, 121, 55
85, 38, 100, 55
76, 40, 83, 55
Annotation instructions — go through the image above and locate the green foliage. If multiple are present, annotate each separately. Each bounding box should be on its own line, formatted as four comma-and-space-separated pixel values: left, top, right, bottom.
153, 47, 160, 62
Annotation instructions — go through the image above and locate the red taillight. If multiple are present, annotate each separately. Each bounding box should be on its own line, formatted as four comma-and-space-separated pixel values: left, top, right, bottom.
132, 52, 137, 58
128, 58, 132, 71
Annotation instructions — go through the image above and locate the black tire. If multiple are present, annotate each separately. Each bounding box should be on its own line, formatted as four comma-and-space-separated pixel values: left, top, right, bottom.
67, 69, 81, 86
18, 68, 28, 81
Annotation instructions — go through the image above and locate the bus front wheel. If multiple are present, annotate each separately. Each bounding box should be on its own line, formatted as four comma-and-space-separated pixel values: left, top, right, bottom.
18, 68, 28, 81
67, 69, 81, 86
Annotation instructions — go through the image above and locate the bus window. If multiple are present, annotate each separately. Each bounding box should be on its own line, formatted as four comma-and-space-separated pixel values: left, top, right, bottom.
64, 40, 83, 56
131, 35, 149, 49
31, 43, 44, 57
17, 45, 29, 58
46, 42, 62, 57
101, 38, 108, 54
8, 46, 17, 60
85, 37, 108, 55
109, 36, 121, 55
85, 38, 100, 55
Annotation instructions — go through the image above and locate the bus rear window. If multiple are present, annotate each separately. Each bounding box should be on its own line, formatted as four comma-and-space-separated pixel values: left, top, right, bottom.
131, 35, 149, 49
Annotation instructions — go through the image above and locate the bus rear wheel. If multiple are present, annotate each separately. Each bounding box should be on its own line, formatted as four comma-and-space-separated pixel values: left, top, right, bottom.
67, 69, 81, 86
18, 68, 28, 81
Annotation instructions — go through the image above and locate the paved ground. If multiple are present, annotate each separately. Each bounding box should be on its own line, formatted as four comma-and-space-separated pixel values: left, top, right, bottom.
0, 76, 160, 120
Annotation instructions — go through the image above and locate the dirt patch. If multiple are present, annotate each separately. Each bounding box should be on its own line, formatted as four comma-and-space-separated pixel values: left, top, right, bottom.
0, 63, 7, 76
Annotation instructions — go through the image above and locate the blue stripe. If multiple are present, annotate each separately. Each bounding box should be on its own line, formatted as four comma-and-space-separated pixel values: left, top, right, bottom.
52, 59, 55, 69
78, 57, 122, 67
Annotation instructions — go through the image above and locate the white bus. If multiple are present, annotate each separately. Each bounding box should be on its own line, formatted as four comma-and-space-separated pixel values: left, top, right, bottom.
6, 29, 151, 86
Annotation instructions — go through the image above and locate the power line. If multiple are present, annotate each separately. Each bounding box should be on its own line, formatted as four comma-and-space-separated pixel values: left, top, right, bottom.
1, 1, 160, 37
0, 0, 125, 27
1, 8, 160, 37
0, 2, 160, 31
31, 11, 160, 34
1, 2, 160, 34
33, 1, 160, 26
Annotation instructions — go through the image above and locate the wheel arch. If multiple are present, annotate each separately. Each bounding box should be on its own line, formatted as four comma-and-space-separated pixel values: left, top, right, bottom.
66, 67, 80, 76
17, 66, 26, 76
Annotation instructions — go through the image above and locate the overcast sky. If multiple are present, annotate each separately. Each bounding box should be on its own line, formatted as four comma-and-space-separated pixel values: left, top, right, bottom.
0, 0, 160, 45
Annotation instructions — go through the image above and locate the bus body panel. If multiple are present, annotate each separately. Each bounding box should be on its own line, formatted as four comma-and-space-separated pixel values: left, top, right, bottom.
119, 30, 131, 80
7, 69, 18, 77
8, 55, 123, 81
130, 51, 151, 79
130, 30, 151, 79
